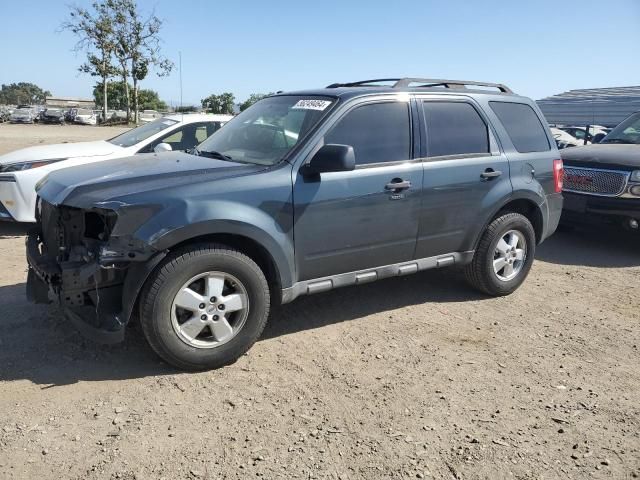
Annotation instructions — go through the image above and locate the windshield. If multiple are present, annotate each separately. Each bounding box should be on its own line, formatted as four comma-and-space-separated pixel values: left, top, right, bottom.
108, 118, 179, 148
601, 113, 640, 144
196, 95, 335, 165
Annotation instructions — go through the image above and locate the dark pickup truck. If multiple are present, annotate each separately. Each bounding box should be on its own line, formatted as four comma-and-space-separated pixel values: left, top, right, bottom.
26, 78, 563, 370
561, 112, 640, 231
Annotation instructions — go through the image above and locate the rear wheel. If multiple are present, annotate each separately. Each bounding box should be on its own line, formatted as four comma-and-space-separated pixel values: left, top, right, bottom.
465, 212, 536, 296
140, 243, 270, 370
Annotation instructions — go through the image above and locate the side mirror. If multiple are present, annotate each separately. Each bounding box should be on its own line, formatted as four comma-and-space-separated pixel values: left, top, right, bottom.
154, 142, 172, 153
303, 144, 355, 175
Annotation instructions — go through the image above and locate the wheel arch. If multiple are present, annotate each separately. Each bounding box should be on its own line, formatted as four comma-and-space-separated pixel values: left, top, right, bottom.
473, 193, 545, 251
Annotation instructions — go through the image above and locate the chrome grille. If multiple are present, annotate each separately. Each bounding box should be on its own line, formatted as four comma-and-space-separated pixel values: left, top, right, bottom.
563, 166, 629, 197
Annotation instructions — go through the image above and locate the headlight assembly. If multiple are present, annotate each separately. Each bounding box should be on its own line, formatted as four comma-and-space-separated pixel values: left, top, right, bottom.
630, 170, 640, 183
0, 158, 66, 173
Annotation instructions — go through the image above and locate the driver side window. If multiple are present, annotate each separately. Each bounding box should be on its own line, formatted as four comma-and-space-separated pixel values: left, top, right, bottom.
324, 102, 411, 166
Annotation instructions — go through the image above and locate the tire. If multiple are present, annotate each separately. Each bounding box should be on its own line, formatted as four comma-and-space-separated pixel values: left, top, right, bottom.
464, 212, 536, 296
140, 243, 270, 370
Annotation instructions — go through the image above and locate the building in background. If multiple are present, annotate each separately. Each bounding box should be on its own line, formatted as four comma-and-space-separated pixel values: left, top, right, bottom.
45, 96, 95, 109
537, 86, 640, 127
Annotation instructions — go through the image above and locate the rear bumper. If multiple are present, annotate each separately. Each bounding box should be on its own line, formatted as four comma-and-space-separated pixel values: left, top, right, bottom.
562, 192, 640, 223
541, 192, 563, 242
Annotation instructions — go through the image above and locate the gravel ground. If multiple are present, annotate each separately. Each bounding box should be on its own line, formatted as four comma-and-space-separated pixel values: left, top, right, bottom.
0, 124, 638, 479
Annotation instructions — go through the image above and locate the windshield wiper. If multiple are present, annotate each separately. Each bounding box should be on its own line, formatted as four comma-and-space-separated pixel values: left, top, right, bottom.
192, 147, 234, 161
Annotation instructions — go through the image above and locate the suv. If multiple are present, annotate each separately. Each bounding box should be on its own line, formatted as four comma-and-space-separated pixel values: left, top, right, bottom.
26, 78, 563, 370
560, 112, 640, 230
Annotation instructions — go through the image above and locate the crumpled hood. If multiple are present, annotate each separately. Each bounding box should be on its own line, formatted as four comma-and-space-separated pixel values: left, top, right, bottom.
560, 143, 640, 169
37, 151, 266, 208
0, 140, 120, 165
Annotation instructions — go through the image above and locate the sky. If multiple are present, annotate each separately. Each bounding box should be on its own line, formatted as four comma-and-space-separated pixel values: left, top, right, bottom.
1, 0, 639, 106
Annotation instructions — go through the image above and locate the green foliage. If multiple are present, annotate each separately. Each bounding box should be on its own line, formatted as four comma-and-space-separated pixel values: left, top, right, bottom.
174, 105, 198, 113
62, 0, 173, 122
201, 93, 236, 115
138, 89, 168, 111
93, 82, 167, 111
93, 81, 131, 110
239, 93, 272, 112
0, 83, 51, 105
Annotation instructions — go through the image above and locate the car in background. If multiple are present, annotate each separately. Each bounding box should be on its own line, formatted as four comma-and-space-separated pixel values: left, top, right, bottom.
561, 111, 640, 231
0, 107, 11, 123
40, 108, 65, 125
9, 108, 36, 124
0, 113, 232, 222
550, 127, 588, 149
65, 108, 78, 123
74, 108, 97, 125
139, 109, 161, 122
560, 126, 609, 145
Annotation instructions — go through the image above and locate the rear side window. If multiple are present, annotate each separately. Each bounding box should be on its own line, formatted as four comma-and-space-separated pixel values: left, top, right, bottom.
325, 102, 411, 165
422, 102, 489, 157
489, 102, 550, 153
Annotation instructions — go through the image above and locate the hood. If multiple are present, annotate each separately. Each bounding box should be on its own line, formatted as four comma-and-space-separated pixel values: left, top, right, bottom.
560, 143, 640, 169
0, 140, 120, 166
37, 151, 267, 207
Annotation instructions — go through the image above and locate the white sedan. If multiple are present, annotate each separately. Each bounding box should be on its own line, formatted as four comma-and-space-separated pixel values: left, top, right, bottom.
0, 113, 232, 222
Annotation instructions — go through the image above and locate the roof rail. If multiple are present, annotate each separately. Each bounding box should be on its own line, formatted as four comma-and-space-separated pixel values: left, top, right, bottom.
326, 77, 513, 94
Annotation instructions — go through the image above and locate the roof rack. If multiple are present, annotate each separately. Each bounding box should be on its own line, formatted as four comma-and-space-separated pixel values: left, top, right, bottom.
326, 77, 513, 94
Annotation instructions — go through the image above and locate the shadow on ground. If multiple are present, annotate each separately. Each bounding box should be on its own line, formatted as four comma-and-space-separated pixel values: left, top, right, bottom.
0, 270, 482, 386
537, 226, 639, 268
1, 225, 637, 386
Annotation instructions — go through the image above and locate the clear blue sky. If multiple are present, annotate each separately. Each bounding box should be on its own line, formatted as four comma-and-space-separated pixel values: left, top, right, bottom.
1, 0, 638, 106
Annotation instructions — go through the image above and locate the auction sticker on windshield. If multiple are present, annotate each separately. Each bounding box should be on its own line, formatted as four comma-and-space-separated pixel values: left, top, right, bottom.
292, 99, 332, 111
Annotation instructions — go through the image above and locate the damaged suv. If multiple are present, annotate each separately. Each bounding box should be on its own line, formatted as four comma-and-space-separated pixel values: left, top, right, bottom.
27, 78, 563, 370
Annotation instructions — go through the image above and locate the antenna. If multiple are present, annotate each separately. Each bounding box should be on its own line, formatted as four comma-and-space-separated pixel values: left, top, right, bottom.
179, 51, 183, 119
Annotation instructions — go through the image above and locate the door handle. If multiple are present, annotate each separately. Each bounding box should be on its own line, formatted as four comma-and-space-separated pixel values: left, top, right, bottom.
480, 169, 502, 180
385, 179, 412, 191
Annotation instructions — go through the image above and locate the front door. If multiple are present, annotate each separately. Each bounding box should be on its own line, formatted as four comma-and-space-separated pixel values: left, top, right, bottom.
293, 99, 422, 281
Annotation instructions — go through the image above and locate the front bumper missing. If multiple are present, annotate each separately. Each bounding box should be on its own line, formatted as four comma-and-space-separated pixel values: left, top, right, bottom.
25, 230, 127, 344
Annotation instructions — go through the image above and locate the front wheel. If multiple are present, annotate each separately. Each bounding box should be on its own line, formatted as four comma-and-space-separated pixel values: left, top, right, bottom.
140, 244, 270, 370
465, 212, 536, 296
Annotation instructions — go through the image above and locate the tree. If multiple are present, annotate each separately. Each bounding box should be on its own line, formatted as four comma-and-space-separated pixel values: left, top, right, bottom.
93, 81, 131, 110
0, 83, 51, 105
201, 93, 236, 114
239, 93, 272, 112
109, 0, 173, 123
138, 89, 168, 111
174, 105, 198, 113
61, 2, 116, 121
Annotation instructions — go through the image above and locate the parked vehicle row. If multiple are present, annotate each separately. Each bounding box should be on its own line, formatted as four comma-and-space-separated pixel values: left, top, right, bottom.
22, 78, 564, 370
1, 105, 167, 126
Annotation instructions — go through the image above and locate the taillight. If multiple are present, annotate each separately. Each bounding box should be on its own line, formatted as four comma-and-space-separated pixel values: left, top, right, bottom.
553, 159, 564, 193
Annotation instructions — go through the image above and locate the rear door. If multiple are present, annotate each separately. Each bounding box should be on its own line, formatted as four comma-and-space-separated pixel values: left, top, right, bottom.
293, 97, 422, 281
415, 97, 512, 258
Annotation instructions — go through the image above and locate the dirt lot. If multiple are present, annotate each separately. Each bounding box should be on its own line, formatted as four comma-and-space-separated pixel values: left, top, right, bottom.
0, 124, 638, 480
